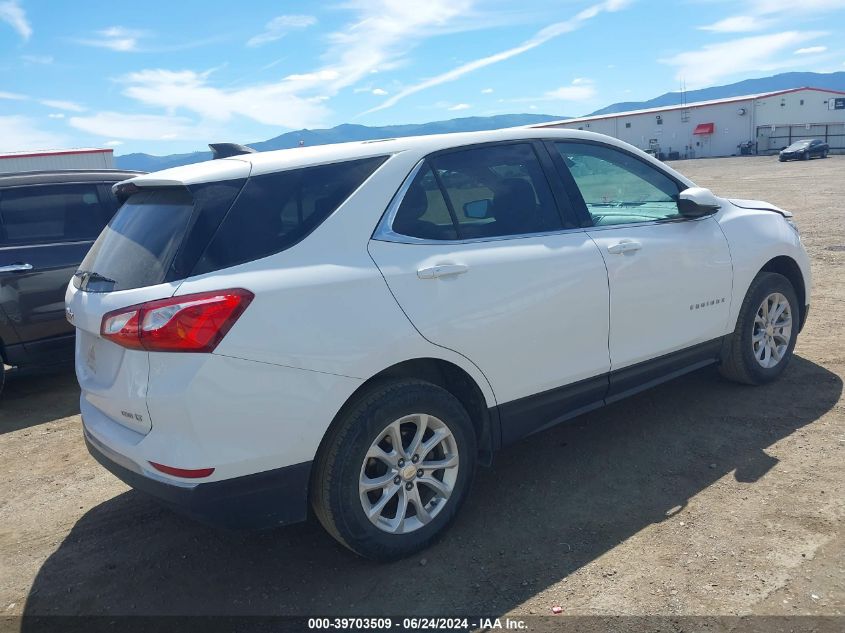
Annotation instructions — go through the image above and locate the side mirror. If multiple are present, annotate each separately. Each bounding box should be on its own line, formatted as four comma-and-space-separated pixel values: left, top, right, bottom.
464, 198, 493, 219
677, 187, 721, 218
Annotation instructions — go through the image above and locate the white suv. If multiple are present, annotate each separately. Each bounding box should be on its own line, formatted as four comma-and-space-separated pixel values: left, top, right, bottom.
66, 129, 811, 560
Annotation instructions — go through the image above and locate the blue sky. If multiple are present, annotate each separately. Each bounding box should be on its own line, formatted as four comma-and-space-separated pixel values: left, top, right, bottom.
1, 0, 844, 155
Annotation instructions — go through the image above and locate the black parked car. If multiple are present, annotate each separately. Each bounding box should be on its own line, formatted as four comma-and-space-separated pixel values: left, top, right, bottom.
0, 169, 142, 392
779, 139, 829, 161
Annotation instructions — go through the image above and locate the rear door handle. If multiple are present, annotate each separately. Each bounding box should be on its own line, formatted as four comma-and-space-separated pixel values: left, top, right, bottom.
0, 262, 33, 273
607, 241, 642, 255
417, 264, 469, 279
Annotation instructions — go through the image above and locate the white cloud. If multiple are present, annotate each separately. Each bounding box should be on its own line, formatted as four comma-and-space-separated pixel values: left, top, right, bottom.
119, 69, 331, 128
502, 79, 597, 104
699, 1, 845, 33
0, 90, 27, 100
247, 14, 316, 47
751, 0, 845, 13
324, 0, 478, 95
699, 16, 773, 33
0, 116, 67, 152
68, 112, 207, 141
659, 31, 826, 88
284, 70, 340, 83
448, 103, 471, 111
77, 26, 147, 52
372, 88, 388, 96
21, 54, 53, 65
795, 45, 828, 54
481, 87, 494, 94
101, 0, 481, 132
363, 0, 631, 114
47, 113, 65, 119
39, 99, 86, 112
544, 84, 596, 101
103, 140, 123, 146
0, 0, 31, 40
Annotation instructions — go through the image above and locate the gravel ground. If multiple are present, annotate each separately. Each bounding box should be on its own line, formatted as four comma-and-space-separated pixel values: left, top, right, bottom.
0, 155, 842, 622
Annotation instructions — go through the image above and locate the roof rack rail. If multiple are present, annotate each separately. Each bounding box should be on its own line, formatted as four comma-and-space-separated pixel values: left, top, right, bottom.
208, 143, 257, 160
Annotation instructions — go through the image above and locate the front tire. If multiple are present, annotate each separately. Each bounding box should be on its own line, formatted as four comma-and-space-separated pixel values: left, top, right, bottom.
311, 379, 476, 560
720, 272, 799, 385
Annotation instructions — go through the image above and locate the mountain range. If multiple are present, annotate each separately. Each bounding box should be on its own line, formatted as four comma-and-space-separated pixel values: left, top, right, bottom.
116, 71, 845, 172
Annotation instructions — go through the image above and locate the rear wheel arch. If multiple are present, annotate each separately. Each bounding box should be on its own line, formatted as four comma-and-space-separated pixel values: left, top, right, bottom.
316, 358, 497, 472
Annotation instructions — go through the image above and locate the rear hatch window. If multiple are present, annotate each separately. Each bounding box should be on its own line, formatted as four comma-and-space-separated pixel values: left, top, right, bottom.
75, 156, 386, 292
74, 180, 243, 292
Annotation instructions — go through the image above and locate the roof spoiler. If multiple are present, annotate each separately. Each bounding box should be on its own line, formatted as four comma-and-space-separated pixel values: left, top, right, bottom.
208, 143, 257, 159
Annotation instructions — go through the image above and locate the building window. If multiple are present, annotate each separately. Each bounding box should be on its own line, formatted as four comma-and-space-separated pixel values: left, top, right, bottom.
625, 122, 631, 128
800, 99, 804, 105
656, 115, 663, 125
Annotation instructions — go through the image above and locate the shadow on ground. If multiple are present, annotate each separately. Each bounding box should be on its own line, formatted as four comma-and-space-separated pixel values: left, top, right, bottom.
21, 356, 842, 617
0, 367, 78, 435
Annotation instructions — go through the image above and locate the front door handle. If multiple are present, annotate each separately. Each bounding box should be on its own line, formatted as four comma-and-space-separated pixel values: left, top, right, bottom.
417, 264, 469, 279
607, 241, 642, 255
0, 262, 34, 273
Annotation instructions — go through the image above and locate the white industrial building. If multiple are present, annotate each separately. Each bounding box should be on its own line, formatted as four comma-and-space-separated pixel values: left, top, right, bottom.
535, 87, 845, 159
0, 148, 115, 173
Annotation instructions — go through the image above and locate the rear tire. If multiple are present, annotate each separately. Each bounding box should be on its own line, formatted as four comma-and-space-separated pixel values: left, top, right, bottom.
719, 272, 799, 385
821, 150, 828, 159
311, 379, 476, 560
0, 363, 5, 398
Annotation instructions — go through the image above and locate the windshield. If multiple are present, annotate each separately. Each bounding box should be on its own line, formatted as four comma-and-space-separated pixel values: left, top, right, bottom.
786, 141, 811, 150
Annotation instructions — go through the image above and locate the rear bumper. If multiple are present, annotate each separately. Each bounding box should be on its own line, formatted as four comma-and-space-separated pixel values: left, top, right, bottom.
84, 427, 312, 529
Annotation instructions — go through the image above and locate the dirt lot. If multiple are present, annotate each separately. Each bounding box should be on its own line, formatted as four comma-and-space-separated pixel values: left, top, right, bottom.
0, 156, 843, 622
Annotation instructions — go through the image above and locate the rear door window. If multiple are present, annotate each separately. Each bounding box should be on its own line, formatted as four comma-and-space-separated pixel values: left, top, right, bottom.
391, 143, 563, 240
0, 183, 112, 245
193, 155, 386, 275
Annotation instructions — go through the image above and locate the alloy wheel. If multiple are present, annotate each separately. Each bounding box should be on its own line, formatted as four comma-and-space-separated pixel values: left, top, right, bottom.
752, 292, 792, 369
359, 414, 459, 534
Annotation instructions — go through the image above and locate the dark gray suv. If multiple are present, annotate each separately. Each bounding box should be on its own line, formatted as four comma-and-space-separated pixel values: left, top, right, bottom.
0, 169, 141, 392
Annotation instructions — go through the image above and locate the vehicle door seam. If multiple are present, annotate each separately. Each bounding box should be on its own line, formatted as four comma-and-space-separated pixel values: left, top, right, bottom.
584, 231, 613, 386
364, 241, 499, 407
712, 214, 737, 335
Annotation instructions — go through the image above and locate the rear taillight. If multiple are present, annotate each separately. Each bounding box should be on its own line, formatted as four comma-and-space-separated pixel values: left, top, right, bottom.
100, 288, 254, 353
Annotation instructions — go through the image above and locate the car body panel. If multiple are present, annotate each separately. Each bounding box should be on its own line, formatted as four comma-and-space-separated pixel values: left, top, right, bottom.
586, 216, 733, 370
368, 233, 611, 404
714, 201, 811, 331
66, 280, 183, 435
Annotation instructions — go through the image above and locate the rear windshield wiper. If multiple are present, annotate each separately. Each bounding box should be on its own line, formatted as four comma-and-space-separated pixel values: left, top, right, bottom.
75, 270, 116, 284
74, 270, 117, 292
